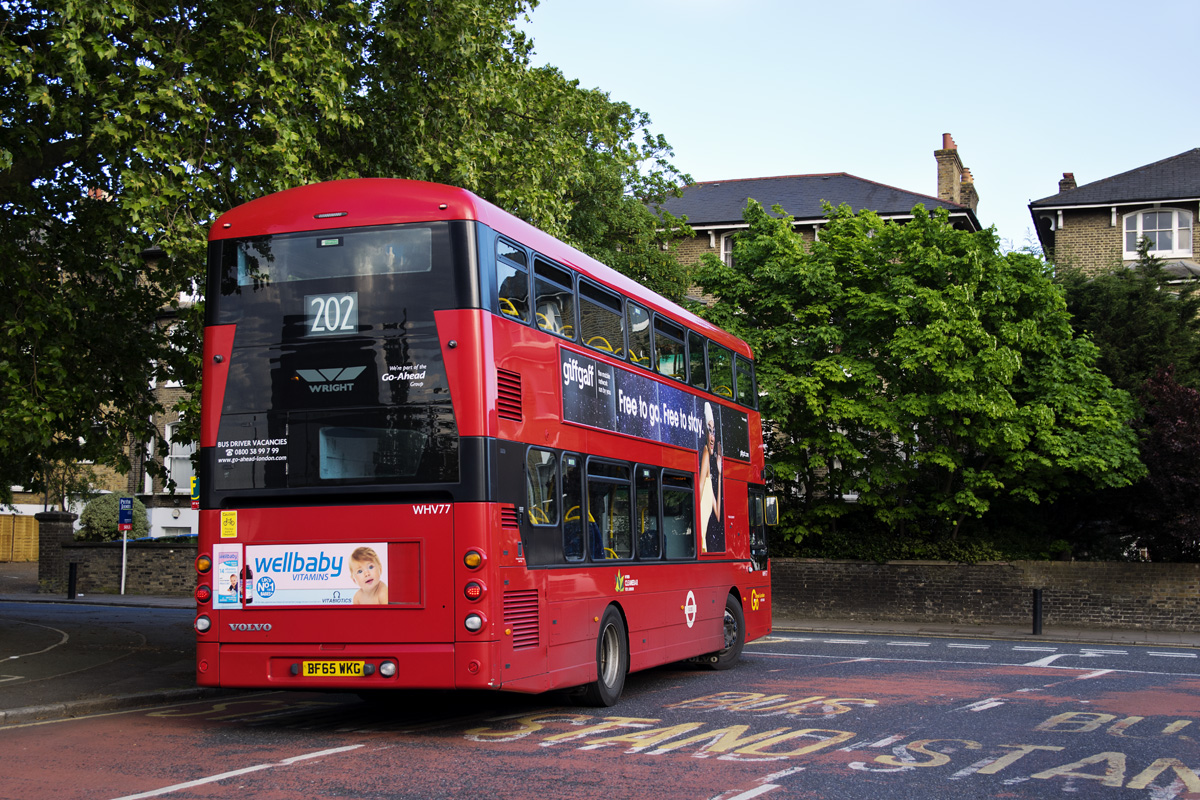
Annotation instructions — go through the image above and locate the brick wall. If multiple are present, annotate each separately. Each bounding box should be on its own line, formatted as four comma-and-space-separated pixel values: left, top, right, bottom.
1053, 208, 1123, 275
771, 559, 1200, 632
37, 511, 77, 593
58, 542, 196, 597
40, 544, 1200, 629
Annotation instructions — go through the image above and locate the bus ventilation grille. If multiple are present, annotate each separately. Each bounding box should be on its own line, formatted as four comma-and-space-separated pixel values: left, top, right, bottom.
497, 369, 523, 421
503, 590, 540, 650
501, 505, 520, 528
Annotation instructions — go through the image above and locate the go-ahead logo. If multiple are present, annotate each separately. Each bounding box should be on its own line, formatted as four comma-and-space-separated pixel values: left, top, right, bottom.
296, 367, 365, 393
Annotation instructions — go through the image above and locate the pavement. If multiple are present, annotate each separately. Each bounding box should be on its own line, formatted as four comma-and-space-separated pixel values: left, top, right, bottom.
2, 559, 1199, 725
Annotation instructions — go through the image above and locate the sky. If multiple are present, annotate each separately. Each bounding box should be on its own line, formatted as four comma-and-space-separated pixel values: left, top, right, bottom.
520, 0, 1200, 250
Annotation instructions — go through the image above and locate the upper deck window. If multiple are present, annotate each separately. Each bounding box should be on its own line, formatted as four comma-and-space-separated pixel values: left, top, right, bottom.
235, 225, 432, 287
627, 303, 651, 368
579, 280, 625, 357
709, 343, 734, 399
735, 354, 757, 409
497, 239, 530, 323
688, 331, 707, 389
654, 316, 686, 382
534, 258, 576, 339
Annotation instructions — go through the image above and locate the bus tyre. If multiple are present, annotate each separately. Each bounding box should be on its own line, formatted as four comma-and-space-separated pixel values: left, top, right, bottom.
580, 606, 628, 707
706, 594, 745, 670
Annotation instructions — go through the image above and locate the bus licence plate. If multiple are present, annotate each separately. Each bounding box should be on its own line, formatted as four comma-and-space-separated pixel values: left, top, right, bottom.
303, 660, 364, 677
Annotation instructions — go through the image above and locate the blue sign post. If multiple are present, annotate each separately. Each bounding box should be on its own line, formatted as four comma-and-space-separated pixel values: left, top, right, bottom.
118, 497, 133, 595
118, 497, 133, 531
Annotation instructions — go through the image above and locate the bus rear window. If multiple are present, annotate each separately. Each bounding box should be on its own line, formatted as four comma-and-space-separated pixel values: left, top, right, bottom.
234, 225, 433, 287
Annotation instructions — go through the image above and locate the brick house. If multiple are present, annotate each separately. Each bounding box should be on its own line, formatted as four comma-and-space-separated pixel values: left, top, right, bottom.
659, 133, 983, 270
1028, 148, 1200, 276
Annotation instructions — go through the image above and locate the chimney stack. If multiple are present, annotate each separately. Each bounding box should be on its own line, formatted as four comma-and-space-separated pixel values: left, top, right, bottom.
1059, 172, 1077, 193
934, 132, 979, 212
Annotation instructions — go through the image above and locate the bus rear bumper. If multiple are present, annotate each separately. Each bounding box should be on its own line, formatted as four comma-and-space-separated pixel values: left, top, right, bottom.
196, 642, 458, 690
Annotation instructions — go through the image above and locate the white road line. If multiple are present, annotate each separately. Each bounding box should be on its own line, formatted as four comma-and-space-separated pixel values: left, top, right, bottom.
107, 745, 365, 800
947, 644, 990, 649
886, 641, 930, 647
745, 650, 1189, 677
956, 698, 1005, 712
1012, 646, 1057, 652
4, 621, 70, 659
711, 784, 783, 800
824, 639, 870, 645
1080, 649, 1127, 656
1076, 669, 1114, 680
1149, 652, 1199, 658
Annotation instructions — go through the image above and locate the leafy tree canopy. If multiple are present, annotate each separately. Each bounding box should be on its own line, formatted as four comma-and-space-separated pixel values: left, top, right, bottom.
1058, 239, 1200, 395
694, 201, 1145, 549
0, 0, 690, 504
1125, 367, 1200, 561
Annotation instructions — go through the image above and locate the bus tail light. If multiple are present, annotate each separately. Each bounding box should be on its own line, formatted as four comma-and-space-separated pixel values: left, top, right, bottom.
463, 550, 485, 570
464, 612, 486, 633
464, 581, 485, 601
380, 660, 397, 677
195, 615, 212, 633
196, 554, 212, 573
195, 584, 212, 604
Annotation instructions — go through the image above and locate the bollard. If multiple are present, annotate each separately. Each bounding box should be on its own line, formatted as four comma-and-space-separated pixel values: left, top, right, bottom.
1032, 588, 1043, 635
67, 562, 78, 599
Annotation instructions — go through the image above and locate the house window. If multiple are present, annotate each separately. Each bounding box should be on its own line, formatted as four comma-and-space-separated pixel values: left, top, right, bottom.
164, 422, 195, 492
720, 233, 736, 266
1124, 209, 1193, 259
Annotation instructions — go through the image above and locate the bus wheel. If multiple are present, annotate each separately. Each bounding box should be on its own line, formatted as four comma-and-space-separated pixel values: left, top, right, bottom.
579, 606, 628, 707
706, 594, 745, 670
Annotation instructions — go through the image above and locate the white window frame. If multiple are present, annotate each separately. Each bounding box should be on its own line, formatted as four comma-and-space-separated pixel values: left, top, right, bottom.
1123, 208, 1193, 259
163, 422, 195, 494
720, 232, 736, 266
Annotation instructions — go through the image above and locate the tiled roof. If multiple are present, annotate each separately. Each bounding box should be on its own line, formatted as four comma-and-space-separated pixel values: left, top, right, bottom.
1030, 148, 1200, 208
656, 173, 979, 228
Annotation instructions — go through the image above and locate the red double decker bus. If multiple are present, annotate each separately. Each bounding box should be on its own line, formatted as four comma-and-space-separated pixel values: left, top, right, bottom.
194, 179, 771, 705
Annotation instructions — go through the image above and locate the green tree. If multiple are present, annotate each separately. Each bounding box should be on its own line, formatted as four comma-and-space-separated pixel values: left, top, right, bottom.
1126, 368, 1200, 560
1, 0, 689, 503
77, 493, 149, 541
694, 201, 1145, 551
1058, 239, 1200, 394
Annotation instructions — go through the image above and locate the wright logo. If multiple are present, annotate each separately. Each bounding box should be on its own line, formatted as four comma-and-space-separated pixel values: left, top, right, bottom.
296, 367, 365, 393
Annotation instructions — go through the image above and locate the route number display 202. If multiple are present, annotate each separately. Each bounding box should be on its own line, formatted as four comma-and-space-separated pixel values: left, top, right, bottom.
306, 293, 358, 337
